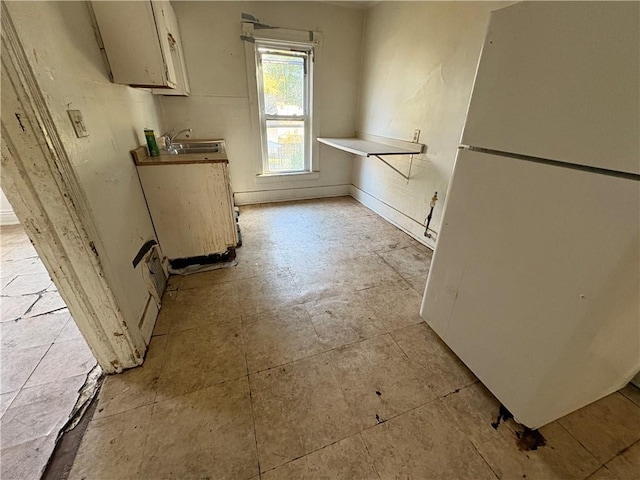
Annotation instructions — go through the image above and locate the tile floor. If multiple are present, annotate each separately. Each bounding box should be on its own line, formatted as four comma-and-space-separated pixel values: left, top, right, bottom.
70, 197, 640, 479
0, 224, 97, 479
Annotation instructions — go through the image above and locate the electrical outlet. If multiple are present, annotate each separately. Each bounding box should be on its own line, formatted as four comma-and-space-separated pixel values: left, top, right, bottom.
67, 110, 89, 138
412, 129, 421, 143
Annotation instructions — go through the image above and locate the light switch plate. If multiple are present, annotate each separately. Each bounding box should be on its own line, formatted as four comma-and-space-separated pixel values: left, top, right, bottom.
67, 110, 89, 138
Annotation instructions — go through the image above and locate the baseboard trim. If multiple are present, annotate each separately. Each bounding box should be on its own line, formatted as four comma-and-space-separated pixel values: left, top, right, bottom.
349, 185, 436, 250
1, 210, 19, 226
234, 184, 350, 205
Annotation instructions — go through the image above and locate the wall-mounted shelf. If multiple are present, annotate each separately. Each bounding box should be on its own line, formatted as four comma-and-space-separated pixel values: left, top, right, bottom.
317, 133, 424, 180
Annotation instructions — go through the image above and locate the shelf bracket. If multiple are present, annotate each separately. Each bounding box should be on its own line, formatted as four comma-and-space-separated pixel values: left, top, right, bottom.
373, 154, 413, 181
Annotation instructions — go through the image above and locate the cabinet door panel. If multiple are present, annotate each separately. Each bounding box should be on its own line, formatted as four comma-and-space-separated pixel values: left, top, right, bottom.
138, 164, 237, 259
92, 1, 176, 88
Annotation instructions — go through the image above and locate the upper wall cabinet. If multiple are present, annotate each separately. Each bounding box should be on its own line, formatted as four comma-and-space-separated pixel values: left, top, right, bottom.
92, 1, 190, 95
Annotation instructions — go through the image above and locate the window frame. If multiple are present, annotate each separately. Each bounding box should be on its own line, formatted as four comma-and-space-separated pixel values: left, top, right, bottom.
255, 42, 314, 175
242, 22, 321, 181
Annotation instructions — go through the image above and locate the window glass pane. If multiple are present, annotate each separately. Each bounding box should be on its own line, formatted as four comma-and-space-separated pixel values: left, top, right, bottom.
261, 52, 304, 116
266, 120, 305, 172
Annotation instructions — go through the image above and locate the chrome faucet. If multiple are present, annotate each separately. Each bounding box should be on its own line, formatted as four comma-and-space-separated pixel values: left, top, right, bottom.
163, 128, 192, 152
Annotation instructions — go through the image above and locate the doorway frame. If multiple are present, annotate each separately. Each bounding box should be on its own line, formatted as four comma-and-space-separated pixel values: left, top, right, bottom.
1, 3, 145, 373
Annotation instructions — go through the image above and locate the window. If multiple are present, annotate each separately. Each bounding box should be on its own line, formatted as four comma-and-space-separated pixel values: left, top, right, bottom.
255, 43, 313, 174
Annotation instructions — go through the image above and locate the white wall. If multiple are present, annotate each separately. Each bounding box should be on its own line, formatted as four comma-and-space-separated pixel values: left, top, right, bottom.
0, 188, 19, 226
6, 1, 161, 331
158, 1, 364, 204
352, 1, 506, 248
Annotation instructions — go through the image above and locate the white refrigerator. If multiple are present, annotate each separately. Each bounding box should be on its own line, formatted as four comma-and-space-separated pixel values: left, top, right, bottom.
420, 1, 640, 429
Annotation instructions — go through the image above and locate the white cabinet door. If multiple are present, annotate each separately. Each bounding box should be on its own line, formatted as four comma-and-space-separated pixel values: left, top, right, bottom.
151, 2, 190, 96
92, 1, 177, 88
462, 2, 639, 175
138, 163, 238, 260
421, 149, 640, 428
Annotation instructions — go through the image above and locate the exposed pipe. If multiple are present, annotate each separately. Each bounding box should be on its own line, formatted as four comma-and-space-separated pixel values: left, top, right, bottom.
424, 191, 438, 238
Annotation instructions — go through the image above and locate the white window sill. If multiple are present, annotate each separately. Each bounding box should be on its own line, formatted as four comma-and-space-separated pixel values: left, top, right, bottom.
256, 171, 320, 183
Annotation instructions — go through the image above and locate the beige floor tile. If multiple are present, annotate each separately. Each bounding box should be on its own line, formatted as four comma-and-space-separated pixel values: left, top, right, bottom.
167, 281, 239, 333
303, 240, 376, 265
292, 262, 356, 303
69, 405, 152, 480
1, 310, 69, 350
1, 242, 38, 261
261, 434, 379, 480
292, 256, 402, 304
0, 257, 48, 278
443, 382, 601, 479
239, 226, 280, 247
234, 249, 289, 279
304, 292, 386, 349
559, 393, 640, 463
586, 467, 620, 480
361, 399, 496, 480
24, 338, 95, 388
0, 294, 39, 322
281, 244, 330, 270
1, 273, 51, 296
54, 313, 84, 343
344, 255, 404, 290
156, 320, 246, 399
391, 322, 477, 396
236, 270, 303, 316
23, 291, 67, 317
358, 229, 415, 253
0, 345, 49, 394
0, 390, 18, 417
378, 245, 432, 279
243, 305, 326, 373
604, 441, 640, 480
1, 375, 86, 449
1, 274, 16, 290
619, 384, 640, 408
0, 434, 57, 480
328, 334, 436, 430
586, 466, 621, 480
357, 280, 423, 332
251, 353, 359, 472
141, 377, 258, 480
404, 274, 427, 294
94, 335, 167, 419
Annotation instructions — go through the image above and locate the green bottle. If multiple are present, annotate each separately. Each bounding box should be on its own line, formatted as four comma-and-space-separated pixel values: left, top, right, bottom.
144, 128, 160, 157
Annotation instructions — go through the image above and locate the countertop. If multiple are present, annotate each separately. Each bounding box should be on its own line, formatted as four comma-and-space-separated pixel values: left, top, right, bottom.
132, 144, 229, 166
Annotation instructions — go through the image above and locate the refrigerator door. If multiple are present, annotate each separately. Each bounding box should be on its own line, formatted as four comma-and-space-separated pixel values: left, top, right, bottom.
421, 149, 640, 428
461, 2, 639, 175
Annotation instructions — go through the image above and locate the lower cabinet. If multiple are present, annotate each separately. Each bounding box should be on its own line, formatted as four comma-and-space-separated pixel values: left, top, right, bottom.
137, 161, 238, 260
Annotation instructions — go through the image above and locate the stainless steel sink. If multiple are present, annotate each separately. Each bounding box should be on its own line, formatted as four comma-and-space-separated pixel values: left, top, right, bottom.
167, 140, 225, 155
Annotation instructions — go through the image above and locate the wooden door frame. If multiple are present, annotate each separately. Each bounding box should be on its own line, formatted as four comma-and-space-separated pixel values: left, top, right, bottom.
1, 3, 145, 373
